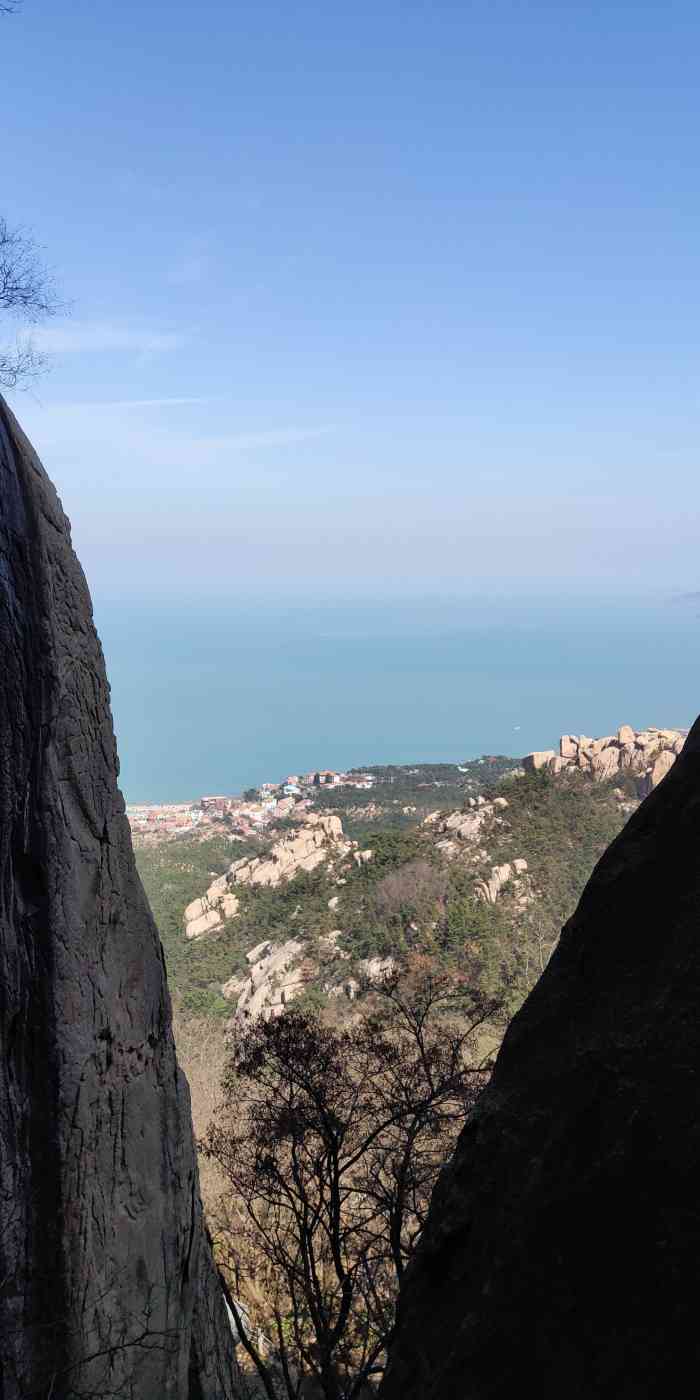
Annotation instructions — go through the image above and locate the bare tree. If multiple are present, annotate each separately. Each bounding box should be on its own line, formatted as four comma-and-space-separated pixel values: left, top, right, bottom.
1, 0, 63, 386
202, 963, 500, 1399
0, 216, 60, 387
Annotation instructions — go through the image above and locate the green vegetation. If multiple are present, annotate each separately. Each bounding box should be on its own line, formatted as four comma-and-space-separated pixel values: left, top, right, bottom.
310, 757, 517, 838
137, 767, 630, 1028
135, 834, 259, 1018
482, 767, 625, 935
323, 769, 628, 1013
232, 867, 336, 949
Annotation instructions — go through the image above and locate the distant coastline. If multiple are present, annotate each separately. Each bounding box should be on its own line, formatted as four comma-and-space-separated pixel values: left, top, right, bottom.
101, 598, 700, 805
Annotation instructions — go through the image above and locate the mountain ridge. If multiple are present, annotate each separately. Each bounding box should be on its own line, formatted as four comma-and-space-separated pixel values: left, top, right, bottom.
135, 723, 683, 1025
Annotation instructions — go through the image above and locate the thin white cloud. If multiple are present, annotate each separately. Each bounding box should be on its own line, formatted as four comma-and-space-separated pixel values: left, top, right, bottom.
15, 397, 334, 485
31, 321, 184, 355
55, 396, 211, 410
202, 426, 333, 452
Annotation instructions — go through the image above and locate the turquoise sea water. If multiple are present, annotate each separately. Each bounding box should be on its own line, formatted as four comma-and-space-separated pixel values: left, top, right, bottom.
95, 596, 700, 804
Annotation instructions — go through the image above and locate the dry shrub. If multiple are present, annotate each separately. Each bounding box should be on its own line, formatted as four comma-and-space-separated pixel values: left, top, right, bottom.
173, 1011, 229, 1212
373, 859, 447, 923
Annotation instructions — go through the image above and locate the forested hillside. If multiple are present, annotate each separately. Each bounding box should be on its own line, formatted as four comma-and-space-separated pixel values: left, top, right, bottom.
136, 766, 630, 1023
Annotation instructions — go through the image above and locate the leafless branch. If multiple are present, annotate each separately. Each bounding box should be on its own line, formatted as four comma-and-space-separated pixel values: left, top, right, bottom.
0, 216, 61, 387
202, 962, 499, 1397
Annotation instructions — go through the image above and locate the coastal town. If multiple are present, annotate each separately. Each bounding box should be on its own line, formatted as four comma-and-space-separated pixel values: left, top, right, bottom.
126, 768, 377, 841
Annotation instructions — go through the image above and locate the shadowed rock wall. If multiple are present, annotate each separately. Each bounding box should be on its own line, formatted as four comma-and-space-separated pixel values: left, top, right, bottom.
381, 715, 700, 1398
0, 395, 239, 1398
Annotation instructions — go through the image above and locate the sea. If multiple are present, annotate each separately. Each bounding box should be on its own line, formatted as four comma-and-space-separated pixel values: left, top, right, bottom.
94, 595, 700, 805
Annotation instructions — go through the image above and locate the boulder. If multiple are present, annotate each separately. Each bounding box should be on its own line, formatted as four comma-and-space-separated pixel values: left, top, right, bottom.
381, 714, 700, 1400
0, 397, 237, 1397
246, 939, 274, 964
589, 735, 613, 755
590, 747, 620, 781
359, 955, 396, 982
475, 863, 515, 905
560, 735, 578, 759
188, 814, 350, 911
619, 744, 644, 773
523, 750, 555, 772
650, 749, 676, 788
443, 810, 487, 840
617, 723, 636, 744
186, 907, 226, 940
184, 881, 239, 938
225, 938, 306, 1020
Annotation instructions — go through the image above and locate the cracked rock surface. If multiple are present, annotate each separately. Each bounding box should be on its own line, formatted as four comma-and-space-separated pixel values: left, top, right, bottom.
0, 396, 239, 1398
381, 714, 700, 1399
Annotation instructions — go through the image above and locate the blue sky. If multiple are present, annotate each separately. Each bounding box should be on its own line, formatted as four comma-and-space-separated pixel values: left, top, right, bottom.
3, 0, 700, 602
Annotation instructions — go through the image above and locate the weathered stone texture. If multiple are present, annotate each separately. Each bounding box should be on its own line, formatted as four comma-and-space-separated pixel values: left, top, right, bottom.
382, 713, 700, 1398
0, 396, 238, 1398
525, 725, 686, 791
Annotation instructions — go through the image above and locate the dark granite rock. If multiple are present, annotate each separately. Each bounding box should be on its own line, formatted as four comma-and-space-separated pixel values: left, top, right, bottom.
381, 719, 700, 1398
0, 395, 239, 1398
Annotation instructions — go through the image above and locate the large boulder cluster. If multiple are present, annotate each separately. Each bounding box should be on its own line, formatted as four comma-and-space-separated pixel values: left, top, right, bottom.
230, 813, 349, 887
524, 724, 685, 791
184, 813, 350, 938
222, 935, 395, 1023
431, 793, 509, 851
222, 937, 307, 1018
428, 798, 531, 907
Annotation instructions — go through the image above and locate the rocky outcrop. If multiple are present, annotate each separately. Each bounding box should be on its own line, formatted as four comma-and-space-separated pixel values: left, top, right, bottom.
224, 929, 400, 1019
223, 933, 396, 1021
231, 814, 348, 888
474, 857, 528, 905
184, 872, 240, 939
524, 724, 685, 793
184, 814, 350, 938
381, 713, 700, 1399
524, 748, 556, 770
222, 937, 307, 1019
0, 397, 238, 1398
432, 796, 510, 862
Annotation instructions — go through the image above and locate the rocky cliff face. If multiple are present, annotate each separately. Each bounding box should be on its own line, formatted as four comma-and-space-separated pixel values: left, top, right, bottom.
381, 713, 700, 1398
0, 397, 238, 1398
